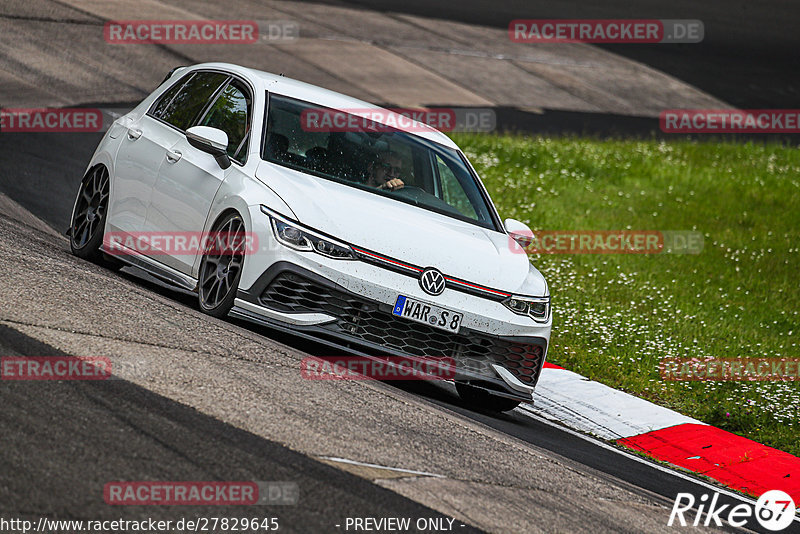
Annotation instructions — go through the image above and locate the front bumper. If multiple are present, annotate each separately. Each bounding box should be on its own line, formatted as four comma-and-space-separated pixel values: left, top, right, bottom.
234, 261, 549, 401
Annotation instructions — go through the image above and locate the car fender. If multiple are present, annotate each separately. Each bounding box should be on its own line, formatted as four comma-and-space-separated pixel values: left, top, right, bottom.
192, 166, 294, 278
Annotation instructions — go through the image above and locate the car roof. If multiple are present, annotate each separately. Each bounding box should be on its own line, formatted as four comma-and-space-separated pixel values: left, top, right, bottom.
189, 62, 459, 150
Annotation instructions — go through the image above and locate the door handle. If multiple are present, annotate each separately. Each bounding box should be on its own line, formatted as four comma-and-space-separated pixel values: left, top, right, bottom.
165, 149, 182, 163
127, 128, 142, 140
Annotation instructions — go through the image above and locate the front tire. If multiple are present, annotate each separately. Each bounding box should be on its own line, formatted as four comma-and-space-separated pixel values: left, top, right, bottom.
456, 382, 522, 412
197, 212, 246, 318
70, 165, 113, 265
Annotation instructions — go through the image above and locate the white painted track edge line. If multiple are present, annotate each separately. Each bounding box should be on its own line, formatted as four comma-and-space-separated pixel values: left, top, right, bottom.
319, 456, 445, 478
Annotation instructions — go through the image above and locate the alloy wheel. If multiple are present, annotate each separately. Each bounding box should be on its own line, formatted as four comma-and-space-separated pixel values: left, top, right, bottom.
198, 214, 246, 313
71, 166, 109, 249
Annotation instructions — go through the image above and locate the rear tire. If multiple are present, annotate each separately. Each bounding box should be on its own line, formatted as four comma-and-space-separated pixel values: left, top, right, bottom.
197, 212, 246, 318
456, 382, 522, 412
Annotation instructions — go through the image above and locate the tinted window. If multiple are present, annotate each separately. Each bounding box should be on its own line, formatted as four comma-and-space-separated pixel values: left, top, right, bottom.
262, 95, 497, 229
151, 73, 193, 119
153, 72, 229, 131
199, 81, 251, 162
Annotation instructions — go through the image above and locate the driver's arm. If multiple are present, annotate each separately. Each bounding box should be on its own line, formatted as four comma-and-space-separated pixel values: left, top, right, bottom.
378, 178, 405, 191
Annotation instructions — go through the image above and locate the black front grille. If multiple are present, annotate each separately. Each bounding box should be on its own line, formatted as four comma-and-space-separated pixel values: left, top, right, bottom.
260, 272, 544, 385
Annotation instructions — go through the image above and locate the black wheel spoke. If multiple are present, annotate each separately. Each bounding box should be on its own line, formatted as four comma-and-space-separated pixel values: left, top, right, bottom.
221, 220, 234, 253
92, 170, 102, 195
200, 278, 214, 300
74, 223, 88, 246
201, 268, 217, 286
74, 218, 88, 235
213, 279, 224, 305
202, 280, 214, 304
79, 226, 90, 246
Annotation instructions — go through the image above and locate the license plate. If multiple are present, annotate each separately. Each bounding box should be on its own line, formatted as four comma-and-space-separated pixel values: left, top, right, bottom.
392, 295, 463, 333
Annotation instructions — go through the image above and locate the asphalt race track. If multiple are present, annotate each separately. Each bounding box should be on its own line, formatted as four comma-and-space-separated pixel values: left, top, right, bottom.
0, 325, 477, 533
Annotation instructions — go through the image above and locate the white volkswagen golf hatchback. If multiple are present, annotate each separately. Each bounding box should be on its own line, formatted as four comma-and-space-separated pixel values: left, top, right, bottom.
69, 63, 551, 411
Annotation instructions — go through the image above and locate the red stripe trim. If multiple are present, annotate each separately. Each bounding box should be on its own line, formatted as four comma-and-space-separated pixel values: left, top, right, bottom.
351, 247, 422, 272
352, 247, 511, 297
445, 276, 510, 297
618, 423, 800, 501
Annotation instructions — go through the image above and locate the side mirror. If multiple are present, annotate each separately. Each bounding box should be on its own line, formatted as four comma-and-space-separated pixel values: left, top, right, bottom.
504, 218, 533, 248
186, 126, 231, 169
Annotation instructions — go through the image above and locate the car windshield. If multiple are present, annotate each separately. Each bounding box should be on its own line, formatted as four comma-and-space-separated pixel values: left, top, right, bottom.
261, 94, 499, 230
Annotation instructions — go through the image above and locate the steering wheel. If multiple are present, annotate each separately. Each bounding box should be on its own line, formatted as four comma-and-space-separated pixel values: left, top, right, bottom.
389, 185, 466, 216
389, 185, 427, 203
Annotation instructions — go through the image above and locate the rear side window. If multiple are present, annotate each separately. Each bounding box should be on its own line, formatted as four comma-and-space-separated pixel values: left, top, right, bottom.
199, 81, 252, 163
150, 73, 192, 119
150, 71, 229, 131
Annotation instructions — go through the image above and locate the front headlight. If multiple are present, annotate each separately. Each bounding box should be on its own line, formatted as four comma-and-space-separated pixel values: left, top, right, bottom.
503, 295, 550, 323
262, 206, 356, 260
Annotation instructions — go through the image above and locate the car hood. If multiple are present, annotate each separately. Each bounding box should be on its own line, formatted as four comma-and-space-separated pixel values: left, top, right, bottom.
255, 162, 546, 295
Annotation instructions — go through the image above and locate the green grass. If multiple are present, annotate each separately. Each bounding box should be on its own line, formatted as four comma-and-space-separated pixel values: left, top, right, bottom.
452, 134, 800, 456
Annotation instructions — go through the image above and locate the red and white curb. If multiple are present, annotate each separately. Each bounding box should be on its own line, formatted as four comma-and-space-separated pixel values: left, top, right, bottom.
521, 362, 800, 503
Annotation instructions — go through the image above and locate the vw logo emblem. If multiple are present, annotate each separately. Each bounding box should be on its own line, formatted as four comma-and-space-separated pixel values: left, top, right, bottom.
420, 268, 446, 296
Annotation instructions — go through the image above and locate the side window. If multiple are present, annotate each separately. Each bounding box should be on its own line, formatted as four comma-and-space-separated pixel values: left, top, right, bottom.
151, 72, 229, 131
199, 81, 252, 162
436, 154, 478, 219
150, 73, 194, 119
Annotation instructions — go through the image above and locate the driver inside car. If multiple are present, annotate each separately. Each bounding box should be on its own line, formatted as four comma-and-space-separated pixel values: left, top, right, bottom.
366, 151, 405, 191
